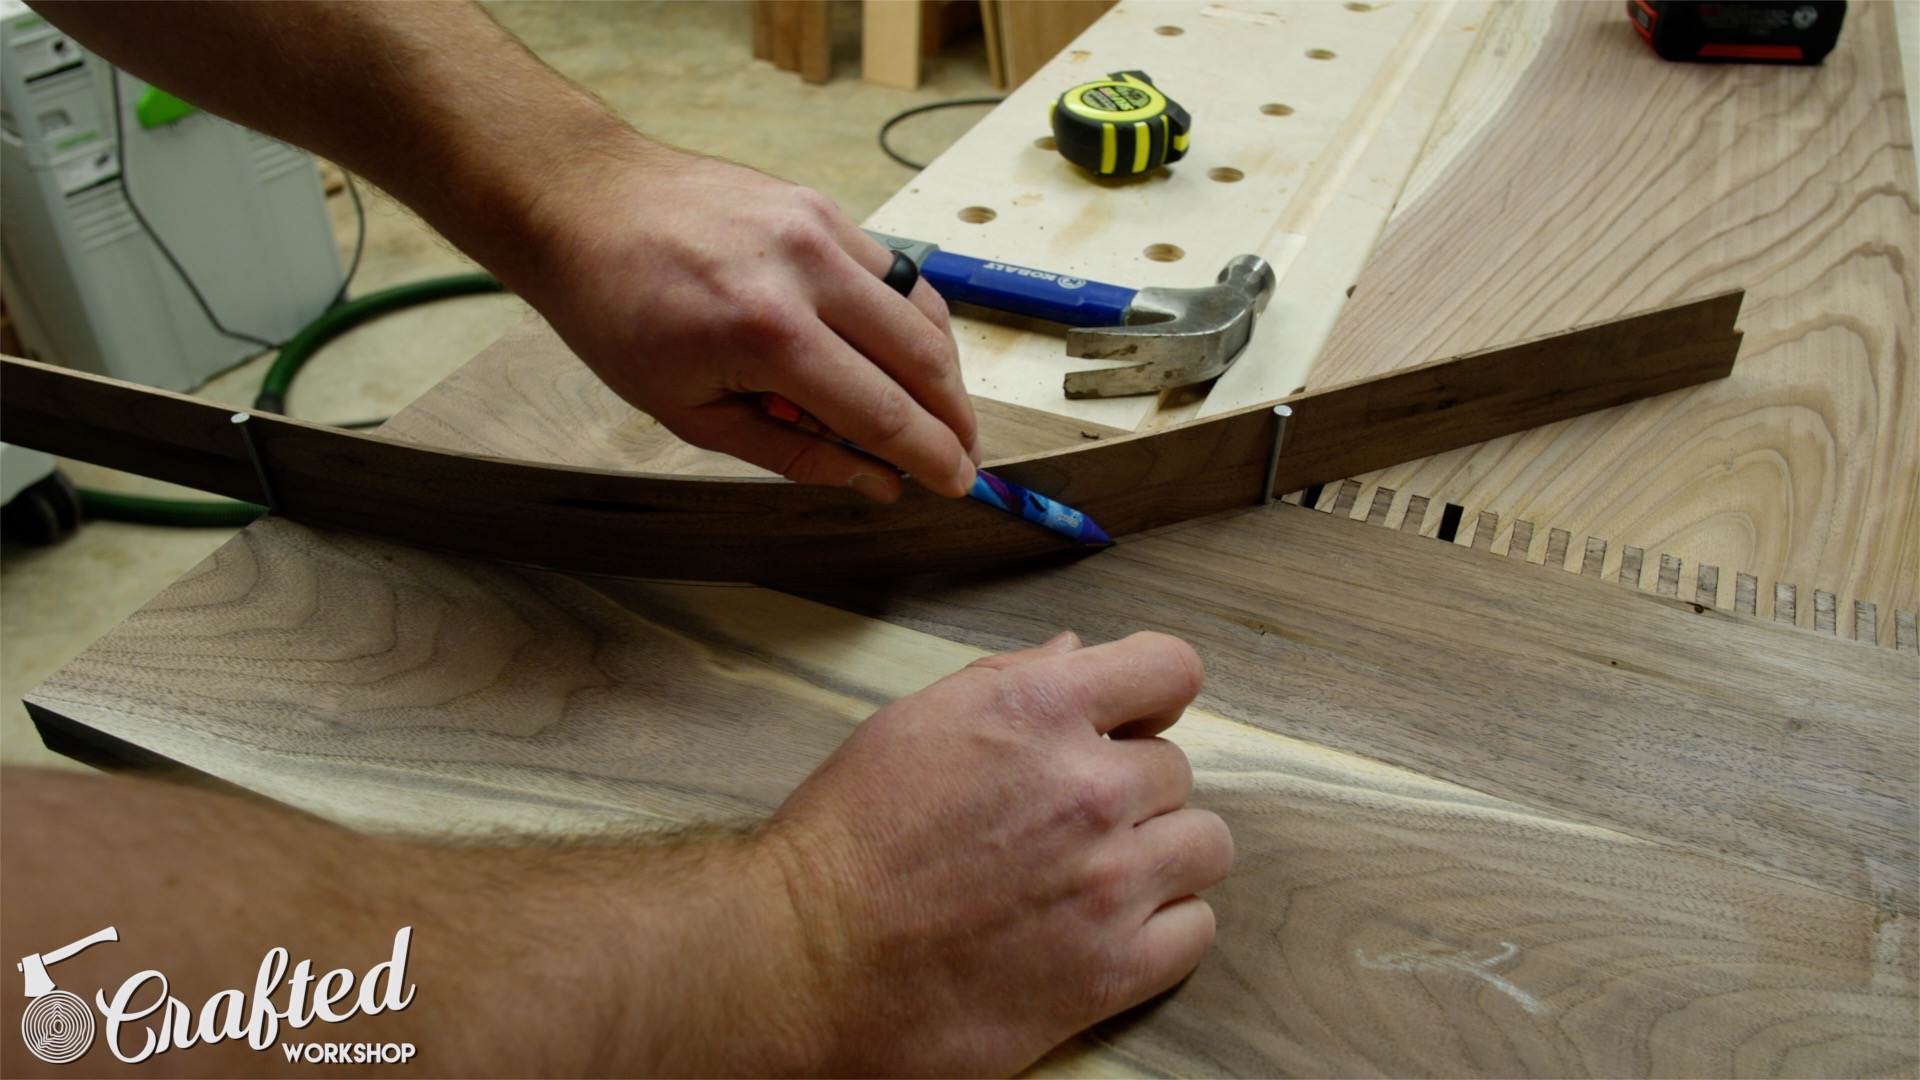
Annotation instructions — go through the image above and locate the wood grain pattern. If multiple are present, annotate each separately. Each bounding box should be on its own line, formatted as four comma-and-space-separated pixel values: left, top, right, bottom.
754, 0, 832, 83
1309, 0, 1919, 625
16, 3, 1916, 1071
1111, 715, 1917, 1077
0, 289, 1739, 582
797, 501, 1919, 917
26, 515, 1915, 1077
28, 522, 862, 835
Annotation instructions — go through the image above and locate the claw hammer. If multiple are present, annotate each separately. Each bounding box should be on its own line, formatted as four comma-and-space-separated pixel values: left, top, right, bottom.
867, 230, 1275, 399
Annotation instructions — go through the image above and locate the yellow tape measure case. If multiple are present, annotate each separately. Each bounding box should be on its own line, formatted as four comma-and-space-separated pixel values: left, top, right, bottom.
1049, 71, 1190, 177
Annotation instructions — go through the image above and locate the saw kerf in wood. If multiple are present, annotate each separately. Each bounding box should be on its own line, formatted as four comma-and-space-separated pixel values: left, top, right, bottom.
1291, 479, 1919, 653
0, 290, 1742, 582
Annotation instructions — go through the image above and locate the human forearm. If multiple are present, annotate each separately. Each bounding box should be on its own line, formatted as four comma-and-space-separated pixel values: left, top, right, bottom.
6, 630, 1232, 1076
0, 768, 816, 1076
30, 0, 981, 499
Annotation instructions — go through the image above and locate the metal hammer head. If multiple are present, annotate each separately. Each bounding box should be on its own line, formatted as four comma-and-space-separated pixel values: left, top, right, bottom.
1063, 254, 1276, 399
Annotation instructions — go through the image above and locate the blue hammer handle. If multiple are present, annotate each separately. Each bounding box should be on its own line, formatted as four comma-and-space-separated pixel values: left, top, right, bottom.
918, 251, 1137, 327
868, 231, 1138, 327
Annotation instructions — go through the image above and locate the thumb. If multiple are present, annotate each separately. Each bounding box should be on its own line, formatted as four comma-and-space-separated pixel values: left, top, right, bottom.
966, 631, 1082, 673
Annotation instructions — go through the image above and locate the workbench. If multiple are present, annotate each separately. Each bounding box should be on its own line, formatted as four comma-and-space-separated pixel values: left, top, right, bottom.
21, 2, 1919, 1075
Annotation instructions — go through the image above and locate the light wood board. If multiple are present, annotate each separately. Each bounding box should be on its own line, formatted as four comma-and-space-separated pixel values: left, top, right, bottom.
1187, 0, 1491, 424
860, 0, 923, 90
985, 0, 1114, 90
1305, 0, 1919, 631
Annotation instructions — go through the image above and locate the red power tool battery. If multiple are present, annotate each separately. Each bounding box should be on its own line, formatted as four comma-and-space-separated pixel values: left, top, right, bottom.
1628, 1, 1846, 64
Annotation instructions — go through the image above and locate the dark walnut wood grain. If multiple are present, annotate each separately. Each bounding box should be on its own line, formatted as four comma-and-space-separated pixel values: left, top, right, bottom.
25, 512, 1915, 1077
0, 290, 1739, 581
796, 499, 1919, 918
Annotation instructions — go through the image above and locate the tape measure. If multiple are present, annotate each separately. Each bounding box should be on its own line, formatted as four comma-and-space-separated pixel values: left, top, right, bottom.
1049, 71, 1190, 177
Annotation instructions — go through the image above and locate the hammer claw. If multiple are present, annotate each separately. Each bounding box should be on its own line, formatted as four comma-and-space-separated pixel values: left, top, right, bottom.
1063, 254, 1276, 398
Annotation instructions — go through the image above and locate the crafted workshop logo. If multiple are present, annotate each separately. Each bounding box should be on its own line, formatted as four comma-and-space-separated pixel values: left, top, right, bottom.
17, 925, 418, 1065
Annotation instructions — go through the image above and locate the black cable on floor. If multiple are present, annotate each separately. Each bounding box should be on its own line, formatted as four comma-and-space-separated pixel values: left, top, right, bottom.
878, 96, 1003, 170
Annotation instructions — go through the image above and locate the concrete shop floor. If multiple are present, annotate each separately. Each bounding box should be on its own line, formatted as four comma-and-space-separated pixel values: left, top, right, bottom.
1, 1, 998, 769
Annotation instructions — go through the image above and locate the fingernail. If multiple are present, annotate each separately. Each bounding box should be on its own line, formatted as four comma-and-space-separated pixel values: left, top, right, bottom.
1044, 630, 1081, 651
954, 460, 978, 497
849, 473, 895, 503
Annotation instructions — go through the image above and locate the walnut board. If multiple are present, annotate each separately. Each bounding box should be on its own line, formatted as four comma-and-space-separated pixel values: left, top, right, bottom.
1300, 0, 1919, 631
795, 500, 1919, 918
0, 287, 1739, 582
26, 506, 1916, 1077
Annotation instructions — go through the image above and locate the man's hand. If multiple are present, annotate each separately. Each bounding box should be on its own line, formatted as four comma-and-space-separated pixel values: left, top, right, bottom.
512, 148, 981, 503
26, 1, 981, 502
757, 631, 1234, 1075
1, 632, 1227, 1076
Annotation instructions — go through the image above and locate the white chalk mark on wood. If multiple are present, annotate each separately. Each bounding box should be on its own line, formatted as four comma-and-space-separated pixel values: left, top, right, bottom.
1356, 940, 1546, 1014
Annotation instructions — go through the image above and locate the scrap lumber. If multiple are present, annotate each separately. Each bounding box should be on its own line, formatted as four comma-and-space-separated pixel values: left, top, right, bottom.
859, 0, 922, 89
752, 0, 832, 83
985, 0, 1114, 90
0, 288, 1740, 581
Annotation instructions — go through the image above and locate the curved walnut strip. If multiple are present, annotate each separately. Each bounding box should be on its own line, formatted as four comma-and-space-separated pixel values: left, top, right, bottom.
0, 290, 1739, 582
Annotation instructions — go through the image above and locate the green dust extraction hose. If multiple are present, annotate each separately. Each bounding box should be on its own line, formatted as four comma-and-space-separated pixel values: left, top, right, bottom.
78, 488, 267, 527
253, 272, 504, 415
78, 273, 505, 527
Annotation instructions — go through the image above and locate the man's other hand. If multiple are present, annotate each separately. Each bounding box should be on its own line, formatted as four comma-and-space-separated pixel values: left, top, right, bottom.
757, 630, 1233, 1075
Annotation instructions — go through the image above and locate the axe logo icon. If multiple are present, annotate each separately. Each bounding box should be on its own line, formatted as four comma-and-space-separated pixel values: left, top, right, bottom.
18, 926, 118, 999
18, 927, 117, 1064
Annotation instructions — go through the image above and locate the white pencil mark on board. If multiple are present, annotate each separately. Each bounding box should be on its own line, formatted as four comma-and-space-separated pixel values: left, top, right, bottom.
1356, 940, 1545, 1014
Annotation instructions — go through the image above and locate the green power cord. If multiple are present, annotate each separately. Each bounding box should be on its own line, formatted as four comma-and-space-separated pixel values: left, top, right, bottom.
78, 273, 505, 527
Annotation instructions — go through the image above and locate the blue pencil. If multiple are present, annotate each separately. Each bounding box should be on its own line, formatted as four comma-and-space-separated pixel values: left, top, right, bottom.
965, 469, 1111, 545
763, 394, 1112, 546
